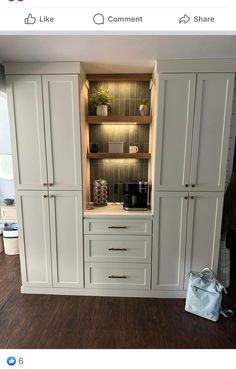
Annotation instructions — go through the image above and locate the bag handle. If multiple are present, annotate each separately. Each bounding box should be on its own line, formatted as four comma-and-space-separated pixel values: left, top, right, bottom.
199, 268, 217, 280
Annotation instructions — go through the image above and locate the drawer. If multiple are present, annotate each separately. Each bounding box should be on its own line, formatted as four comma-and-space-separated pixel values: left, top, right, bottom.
1, 206, 17, 221
84, 235, 152, 263
84, 219, 152, 235
85, 263, 151, 290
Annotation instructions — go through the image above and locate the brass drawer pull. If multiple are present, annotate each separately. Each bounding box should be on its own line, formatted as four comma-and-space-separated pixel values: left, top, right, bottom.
42, 183, 48, 186
108, 275, 127, 279
49, 183, 54, 187
108, 248, 127, 251
50, 194, 56, 198
108, 226, 127, 229
43, 195, 48, 198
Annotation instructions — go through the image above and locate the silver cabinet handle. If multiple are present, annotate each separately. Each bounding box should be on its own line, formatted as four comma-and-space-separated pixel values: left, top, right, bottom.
108, 226, 127, 229
108, 248, 127, 251
108, 275, 127, 279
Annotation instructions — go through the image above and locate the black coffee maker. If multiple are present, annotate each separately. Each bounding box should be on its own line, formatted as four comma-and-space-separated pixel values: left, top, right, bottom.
123, 181, 148, 211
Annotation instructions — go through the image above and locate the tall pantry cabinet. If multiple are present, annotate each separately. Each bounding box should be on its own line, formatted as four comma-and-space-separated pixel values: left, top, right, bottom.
152, 72, 235, 291
6, 64, 84, 289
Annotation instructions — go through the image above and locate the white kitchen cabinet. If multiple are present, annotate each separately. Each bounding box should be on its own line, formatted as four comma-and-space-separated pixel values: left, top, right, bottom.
85, 263, 151, 290
49, 191, 84, 288
6, 76, 48, 190
190, 74, 234, 191
184, 192, 224, 289
154, 73, 234, 192
152, 191, 224, 291
6, 74, 82, 191
17, 191, 52, 287
152, 192, 188, 290
84, 235, 152, 263
154, 74, 196, 191
42, 75, 82, 191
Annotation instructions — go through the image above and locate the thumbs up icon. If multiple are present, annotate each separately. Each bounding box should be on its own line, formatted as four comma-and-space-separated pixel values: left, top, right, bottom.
24, 13, 36, 25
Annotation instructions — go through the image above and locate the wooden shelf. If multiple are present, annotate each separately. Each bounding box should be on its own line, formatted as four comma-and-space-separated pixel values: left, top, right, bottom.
87, 116, 152, 124
87, 153, 151, 159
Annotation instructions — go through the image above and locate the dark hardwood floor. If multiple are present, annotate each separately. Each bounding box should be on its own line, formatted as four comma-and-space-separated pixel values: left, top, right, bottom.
0, 250, 236, 349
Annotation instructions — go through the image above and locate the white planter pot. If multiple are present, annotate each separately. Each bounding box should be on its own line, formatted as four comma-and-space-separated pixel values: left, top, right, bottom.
139, 104, 149, 116
96, 105, 108, 116
217, 239, 230, 288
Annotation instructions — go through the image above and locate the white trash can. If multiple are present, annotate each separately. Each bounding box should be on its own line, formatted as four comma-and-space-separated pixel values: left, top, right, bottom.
3, 223, 19, 255
0, 223, 4, 253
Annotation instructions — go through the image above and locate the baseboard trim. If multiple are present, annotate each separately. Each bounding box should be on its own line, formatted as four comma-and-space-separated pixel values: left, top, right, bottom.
21, 286, 187, 299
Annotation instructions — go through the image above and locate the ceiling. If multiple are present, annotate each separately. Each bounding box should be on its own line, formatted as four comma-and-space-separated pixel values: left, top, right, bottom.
0, 35, 236, 73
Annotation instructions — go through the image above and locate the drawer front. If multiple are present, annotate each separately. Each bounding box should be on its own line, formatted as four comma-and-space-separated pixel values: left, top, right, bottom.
85, 263, 151, 290
1, 206, 17, 220
84, 235, 152, 263
84, 219, 152, 235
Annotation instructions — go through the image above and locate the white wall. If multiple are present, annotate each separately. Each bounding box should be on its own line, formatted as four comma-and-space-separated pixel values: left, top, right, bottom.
0, 65, 15, 201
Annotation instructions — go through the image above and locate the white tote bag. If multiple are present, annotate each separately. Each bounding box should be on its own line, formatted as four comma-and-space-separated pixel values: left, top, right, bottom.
185, 268, 233, 322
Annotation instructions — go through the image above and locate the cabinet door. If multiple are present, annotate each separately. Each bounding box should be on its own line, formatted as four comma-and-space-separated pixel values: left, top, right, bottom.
49, 191, 84, 288
6, 76, 48, 190
154, 74, 196, 191
42, 75, 82, 191
17, 191, 52, 287
190, 74, 234, 191
184, 192, 224, 289
152, 192, 188, 290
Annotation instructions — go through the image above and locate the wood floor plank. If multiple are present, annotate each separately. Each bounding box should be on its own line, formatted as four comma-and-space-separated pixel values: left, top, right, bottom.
0, 253, 236, 349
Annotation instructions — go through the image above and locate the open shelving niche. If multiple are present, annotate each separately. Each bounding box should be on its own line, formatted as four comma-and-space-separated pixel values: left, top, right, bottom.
84, 74, 154, 203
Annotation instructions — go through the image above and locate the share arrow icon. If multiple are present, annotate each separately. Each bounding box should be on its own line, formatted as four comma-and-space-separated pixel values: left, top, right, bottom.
179, 14, 191, 24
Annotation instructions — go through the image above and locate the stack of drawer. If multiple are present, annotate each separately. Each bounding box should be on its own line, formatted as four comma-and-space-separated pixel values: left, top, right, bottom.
84, 218, 152, 290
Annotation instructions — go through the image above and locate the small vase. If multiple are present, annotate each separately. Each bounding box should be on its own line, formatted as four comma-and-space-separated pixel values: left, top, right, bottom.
96, 105, 108, 116
139, 104, 149, 116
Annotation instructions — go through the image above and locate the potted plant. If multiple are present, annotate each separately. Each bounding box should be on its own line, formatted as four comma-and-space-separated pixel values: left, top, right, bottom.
218, 173, 236, 287
89, 87, 113, 116
139, 99, 150, 116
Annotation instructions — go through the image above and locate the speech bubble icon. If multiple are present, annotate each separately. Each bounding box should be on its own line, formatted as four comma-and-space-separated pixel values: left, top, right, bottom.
93, 13, 105, 25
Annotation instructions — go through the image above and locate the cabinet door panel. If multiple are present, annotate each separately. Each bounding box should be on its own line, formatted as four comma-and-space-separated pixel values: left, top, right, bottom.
50, 191, 84, 288
190, 74, 234, 191
152, 192, 188, 290
154, 74, 196, 191
6, 76, 48, 190
43, 75, 82, 190
184, 192, 224, 289
17, 191, 52, 287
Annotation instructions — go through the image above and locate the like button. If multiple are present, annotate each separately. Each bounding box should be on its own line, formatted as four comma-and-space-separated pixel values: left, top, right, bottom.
25, 13, 36, 25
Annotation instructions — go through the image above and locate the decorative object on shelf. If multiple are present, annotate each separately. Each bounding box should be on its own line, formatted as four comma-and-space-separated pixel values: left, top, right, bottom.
139, 99, 149, 116
90, 143, 99, 153
108, 142, 124, 153
3, 198, 15, 206
218, 173, 236, 287
93, 178, 108, 207
89, 87, 113, 117
129, 145, 139, 154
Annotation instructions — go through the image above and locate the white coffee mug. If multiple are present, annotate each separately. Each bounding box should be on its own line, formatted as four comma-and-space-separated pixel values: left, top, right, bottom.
129, 146, 139, 153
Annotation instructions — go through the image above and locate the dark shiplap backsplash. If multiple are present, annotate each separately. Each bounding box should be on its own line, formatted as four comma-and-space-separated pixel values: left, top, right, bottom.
89, 80, 151, 116
90, 159, 149, 203
89, 80, 150, 203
